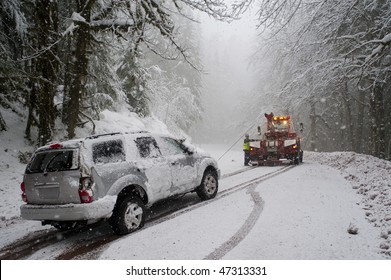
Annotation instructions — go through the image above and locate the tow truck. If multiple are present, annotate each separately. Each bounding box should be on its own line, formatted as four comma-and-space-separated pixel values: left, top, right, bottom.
248, 113, 303, 165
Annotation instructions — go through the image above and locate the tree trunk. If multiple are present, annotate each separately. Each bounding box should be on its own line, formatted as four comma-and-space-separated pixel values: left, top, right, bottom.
309, 100, 317, 151
32, 0, 59, 145
62, 34, 73, 124
61, 0, 75, 124
338, 103, 347, 151
370, 83, 386, 158
0, 110, 7, 131
341, 80, 354, 151
354, 90, 366, 153
64, 1, 93, 139
25, 83, 37, 140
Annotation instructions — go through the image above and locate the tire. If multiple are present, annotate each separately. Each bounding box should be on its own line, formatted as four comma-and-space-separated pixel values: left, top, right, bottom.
109, 195, 145, 235
196, 170, 218, 200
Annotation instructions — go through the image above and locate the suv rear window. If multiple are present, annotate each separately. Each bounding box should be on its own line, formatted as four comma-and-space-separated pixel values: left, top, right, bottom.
27, 150, 77, 173
92, 139, 125, 164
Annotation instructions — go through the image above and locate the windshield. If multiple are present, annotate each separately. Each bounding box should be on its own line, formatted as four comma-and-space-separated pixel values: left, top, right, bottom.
26, 149, 78, 173
272, 120, 289, 131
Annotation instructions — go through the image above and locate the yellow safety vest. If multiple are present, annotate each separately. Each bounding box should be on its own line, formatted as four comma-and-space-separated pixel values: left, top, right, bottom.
243, 139, 250, 150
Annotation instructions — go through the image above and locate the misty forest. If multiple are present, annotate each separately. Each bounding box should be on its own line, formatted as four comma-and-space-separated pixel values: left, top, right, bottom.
1, 0, 390, 159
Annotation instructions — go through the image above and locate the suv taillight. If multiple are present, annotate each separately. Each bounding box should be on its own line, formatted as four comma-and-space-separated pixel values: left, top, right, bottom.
79, 177, 93, 203
20, 182, 28, 203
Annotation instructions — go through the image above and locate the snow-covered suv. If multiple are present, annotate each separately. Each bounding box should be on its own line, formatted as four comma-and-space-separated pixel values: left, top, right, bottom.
20, 132, 219, 235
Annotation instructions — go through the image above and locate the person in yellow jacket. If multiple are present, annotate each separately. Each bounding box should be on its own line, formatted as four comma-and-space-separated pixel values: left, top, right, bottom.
243, 133, 258, 166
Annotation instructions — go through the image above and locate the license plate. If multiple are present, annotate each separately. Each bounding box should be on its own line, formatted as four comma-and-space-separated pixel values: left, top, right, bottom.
267, 147, 277, 152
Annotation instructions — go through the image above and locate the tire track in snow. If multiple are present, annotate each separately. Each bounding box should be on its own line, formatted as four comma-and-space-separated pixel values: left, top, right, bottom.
1, 165, 292, 259
221, 166, 257, 179
57, 165, 293, 259
0, 221, 105, 259
203, 186, 264, 260
0, 166, 264, 260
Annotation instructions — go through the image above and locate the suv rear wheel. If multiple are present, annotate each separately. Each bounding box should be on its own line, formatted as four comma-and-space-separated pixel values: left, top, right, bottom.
196, 169, 218, 200
110, 195, 145, 235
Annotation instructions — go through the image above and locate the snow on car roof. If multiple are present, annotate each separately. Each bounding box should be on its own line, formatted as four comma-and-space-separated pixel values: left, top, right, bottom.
35, 131, 156, 152
36, 139, 83, 152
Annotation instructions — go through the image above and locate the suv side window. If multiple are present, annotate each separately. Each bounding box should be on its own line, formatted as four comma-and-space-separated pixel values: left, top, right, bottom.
135, 137, 161, 158
158, 137, 186, 156
92, 139, 126, 164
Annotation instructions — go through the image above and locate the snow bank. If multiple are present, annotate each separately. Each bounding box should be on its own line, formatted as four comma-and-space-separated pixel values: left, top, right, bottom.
0, 109, 30, 221
306, 151, 391, 256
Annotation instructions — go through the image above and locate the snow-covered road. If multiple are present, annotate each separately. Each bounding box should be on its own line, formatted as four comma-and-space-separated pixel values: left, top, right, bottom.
99, 158, 380, 259
0, 145, 389, 260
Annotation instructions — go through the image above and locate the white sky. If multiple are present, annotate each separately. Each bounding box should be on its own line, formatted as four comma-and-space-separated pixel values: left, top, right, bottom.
190, 9, 258, 143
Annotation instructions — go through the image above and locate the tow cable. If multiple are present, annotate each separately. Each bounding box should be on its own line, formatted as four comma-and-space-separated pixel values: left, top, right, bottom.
217, 121, 258, 161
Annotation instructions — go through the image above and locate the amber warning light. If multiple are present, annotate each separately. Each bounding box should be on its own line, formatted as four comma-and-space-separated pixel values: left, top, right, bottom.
273, 116, 290, 121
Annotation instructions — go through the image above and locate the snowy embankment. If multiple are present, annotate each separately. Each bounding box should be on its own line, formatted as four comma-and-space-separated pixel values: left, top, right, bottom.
306, 151, 391, 253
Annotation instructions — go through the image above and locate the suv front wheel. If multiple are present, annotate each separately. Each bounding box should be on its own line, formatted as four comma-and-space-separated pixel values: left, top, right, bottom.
110, 195, 145, 235
196, 169, 218, 200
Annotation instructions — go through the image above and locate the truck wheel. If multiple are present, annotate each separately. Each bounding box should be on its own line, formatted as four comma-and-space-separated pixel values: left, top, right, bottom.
294, 157, 300, 165
110, 195, 145, 235
197, 170, 218, 200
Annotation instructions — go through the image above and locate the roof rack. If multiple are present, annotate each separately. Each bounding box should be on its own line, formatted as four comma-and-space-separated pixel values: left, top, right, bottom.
124, 131, 150, 134
85, 131, 150, 140
85, 132, 121, 140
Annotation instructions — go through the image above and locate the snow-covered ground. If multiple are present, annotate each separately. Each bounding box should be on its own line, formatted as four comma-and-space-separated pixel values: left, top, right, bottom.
1, 108, 390, 260
98, 146, 388, 260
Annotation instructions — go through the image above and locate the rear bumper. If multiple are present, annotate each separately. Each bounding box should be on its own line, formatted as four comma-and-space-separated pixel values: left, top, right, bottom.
20, 196, 117, 221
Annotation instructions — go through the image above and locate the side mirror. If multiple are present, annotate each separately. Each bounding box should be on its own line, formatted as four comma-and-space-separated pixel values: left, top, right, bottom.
257, 126, 261, 135
179, 140, 195, 155
299, 122, 304, 133
183, 145, 195, 155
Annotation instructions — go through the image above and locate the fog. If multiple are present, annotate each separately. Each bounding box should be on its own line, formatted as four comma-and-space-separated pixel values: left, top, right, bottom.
190, 11, 258, 145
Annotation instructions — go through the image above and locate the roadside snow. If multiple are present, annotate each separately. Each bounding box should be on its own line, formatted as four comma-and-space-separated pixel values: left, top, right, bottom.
224, 161, 381, 259
306, 151, 391, 256
197, 143, 245, 174
0, 109, 29, 221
